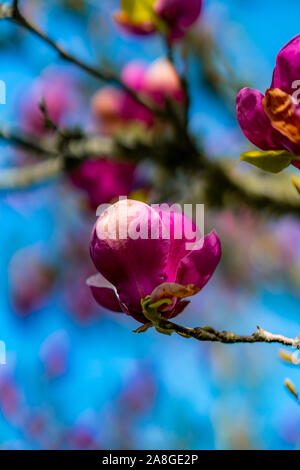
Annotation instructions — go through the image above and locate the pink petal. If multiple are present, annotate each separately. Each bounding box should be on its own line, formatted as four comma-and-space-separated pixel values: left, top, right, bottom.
271, 34, 300, 95
176, 230, 221, 289
90, 200, 170, 313
144, 59, 185, 104
86, 273, 124, 313
155, 0, 202, 41
236, 88, 285, 150
153, 204, 202, 282
121, 62, 148, 92
70, 158, 136, 209
292, 160, 300, 170
169, 300, 190, 319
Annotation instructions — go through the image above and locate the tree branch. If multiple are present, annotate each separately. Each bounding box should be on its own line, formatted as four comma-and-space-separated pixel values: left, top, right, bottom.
1, 125, 300, 216
0, 158, 64, 189
0, 1, 203, 160
135, 319, 300, 349
0, 1, 164, 117
0, 127, 57, 156
0, 127, 116, 189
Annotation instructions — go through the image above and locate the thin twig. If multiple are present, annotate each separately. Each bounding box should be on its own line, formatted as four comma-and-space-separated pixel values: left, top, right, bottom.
0, 127, 57, 156
0, 127, 116, 189
0, 1, 201, 156
0, 1, 163, 117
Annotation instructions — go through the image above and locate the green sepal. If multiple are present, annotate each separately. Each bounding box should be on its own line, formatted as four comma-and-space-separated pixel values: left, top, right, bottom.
240, 150, 293, 174
140, 296, 176, 335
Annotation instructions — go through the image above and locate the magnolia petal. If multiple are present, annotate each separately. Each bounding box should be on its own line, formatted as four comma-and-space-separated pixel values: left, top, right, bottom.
271, 34, 300, 95
70, 159, 136, 210
152, 204, 202, 283
121, 62, 148, 91
90, 199, 170, 314
155, 0, 202, 41
169, 300, 190, 319
86, 274, 124, 313
236, 88, 284, 151
292, 160, 300, 170
263, 88, 300, 145
176, 231, 221, 290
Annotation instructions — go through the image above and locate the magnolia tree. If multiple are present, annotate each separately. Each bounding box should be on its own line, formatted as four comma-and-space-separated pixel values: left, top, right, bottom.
1, 0, 300, 397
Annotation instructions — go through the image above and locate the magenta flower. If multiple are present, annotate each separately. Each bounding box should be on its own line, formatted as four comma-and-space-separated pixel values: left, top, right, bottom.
70, 158, 136, 209
114, 0, 202, 43
91, 86, 125, 134
92, 60, 184, 130
155, 0, 203, 42
88, 199, 221, 323
92, 63, 154, 129
144, 58, 185, 105
120, 62, 155, 126
236, 35, 300, 171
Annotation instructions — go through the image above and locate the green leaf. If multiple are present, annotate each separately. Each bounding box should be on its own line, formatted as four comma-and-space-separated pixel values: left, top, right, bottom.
240, 150, 293, 174
121, 0, 157, 24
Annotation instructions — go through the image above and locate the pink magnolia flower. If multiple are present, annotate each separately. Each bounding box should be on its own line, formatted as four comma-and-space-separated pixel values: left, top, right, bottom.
91, 63, 154, 129
155, 0, 203, 42
88, 199, 221, 323
20, 72, 76, 135
70, 158, 136, 210
91, 86, 125, 134
91, 60, 184, 130
120, 62, 154, 126
114, 0, 203, 43
144, 58, 185, 105
236, 35, 300, 170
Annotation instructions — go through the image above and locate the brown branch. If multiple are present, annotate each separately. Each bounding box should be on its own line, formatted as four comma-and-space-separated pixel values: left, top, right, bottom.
0, 127, 57, 156
1, 125, 300, 217
135, 319, 300, 350
0, 1, 200, 158
0, 127, 116, 189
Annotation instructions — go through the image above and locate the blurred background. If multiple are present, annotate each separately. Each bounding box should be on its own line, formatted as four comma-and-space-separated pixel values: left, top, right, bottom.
0, 0, 300, 450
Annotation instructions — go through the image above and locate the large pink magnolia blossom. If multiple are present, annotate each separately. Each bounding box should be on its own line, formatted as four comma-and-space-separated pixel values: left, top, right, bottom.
114, 0, 203, 42
88, 199, 221, 323
236, 35, 300, 170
